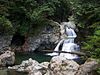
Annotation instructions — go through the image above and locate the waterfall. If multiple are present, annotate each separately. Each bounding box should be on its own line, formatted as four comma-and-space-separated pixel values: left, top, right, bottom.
46, 39, 64, 56
46, 21, 80, 60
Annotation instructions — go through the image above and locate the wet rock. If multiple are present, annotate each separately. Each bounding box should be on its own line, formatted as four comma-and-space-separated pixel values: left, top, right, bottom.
0, 50, 15, 66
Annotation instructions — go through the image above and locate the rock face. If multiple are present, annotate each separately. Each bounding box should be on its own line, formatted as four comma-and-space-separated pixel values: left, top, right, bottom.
8, 56, 99, 75
27, 24, 60, 51
0, 36, 12, 50
0, 50, 15, 66
0, 22, 60, 52
0, 21, 60, 52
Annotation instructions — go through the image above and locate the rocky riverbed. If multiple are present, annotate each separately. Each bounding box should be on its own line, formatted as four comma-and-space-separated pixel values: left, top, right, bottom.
8, 56, 99, 75
0, 49, 99, 75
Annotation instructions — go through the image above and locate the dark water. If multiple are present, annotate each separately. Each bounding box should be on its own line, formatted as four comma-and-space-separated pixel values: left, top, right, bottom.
0, 52, 52, 75
15, 52, 52, 64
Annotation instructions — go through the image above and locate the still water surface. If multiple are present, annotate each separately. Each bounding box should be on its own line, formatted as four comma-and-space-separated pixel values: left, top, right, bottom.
0, 52, 52, 75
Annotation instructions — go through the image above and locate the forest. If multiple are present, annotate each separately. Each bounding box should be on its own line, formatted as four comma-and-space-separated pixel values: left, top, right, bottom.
0, 0, 100, 75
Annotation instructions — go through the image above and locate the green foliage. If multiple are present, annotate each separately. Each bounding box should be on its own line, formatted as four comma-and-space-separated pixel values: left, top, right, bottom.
0, 16, 14, 35
66, 0, 100, 60
0, 0, 100, 58
97, 68, 100, 74
0, 0, 100, 72
67, 0, 100, 25
67, 1, 100, 73
83, 26, 100, 58
0, 0, 99, 55
0, 0, 70, 35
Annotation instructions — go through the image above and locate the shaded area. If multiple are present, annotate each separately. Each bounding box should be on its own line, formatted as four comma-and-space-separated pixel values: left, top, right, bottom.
10, 32, 25, 47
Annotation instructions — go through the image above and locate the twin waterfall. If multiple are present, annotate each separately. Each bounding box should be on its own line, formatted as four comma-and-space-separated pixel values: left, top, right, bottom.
47, 21, 80, 60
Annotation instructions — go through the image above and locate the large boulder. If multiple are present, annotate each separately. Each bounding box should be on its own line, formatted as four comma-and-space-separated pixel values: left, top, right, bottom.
49, 56, 79, 75
0, 50, 15, 66
8, 56, 99, 75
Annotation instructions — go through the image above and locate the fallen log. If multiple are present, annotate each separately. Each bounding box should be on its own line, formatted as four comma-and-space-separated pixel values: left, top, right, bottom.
38, 50, 90, 57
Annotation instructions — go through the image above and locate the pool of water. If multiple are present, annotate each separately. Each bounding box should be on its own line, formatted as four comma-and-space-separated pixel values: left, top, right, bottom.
15, 52, 52, 64
0, 52, 52, 75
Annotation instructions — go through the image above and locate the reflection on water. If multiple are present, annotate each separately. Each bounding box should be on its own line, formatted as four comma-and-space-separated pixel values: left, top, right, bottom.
0, 52, 52, 75
0, 68, 28, 75
0, 68, 7, 75
8, 70, 28, 75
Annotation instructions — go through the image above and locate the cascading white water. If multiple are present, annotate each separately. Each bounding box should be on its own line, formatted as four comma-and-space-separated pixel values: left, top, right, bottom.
47, 39, 64, 56
59, 26, 79, 59
47, 21, 80, 59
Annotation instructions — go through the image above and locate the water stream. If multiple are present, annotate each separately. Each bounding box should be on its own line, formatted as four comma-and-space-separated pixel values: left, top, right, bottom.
47, 21, 80, 60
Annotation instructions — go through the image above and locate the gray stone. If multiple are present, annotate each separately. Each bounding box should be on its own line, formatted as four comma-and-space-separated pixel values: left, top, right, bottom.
49, 56, 79, 75
0, 50, 15, 66
28, 24, 60, 51
0, 36, 12, 51
75, 58, 99, 75
8, 56, 98, 75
